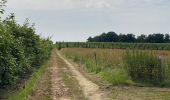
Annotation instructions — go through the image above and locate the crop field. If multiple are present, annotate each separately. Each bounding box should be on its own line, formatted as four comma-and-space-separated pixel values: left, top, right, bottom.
1, 0, 170, 99
56, 42, 170, 50
61, 48, 170, 99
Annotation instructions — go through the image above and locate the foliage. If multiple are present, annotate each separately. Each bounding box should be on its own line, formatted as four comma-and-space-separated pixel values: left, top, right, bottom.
62, 48, 170, 86
0, 0, 7, 14
8, 59, 50, 100
61, 48, 130, 85
0, 14, 53, 87
56, 42, 170, 50
87, 31, 170, 43
124, 50, 166, 85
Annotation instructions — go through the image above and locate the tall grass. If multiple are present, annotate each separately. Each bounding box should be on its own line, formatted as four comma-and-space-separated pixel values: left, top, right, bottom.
62, 48, 170, 86
61, 48, 130, 85
124, 50, 165, 85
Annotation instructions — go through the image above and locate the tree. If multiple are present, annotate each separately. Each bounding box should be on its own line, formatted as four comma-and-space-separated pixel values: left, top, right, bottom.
87, 31, 169, 43
137, 34, 146, 43
126, 34, 136, 42
87, 32, 119, 42
87, 37, 93, 42
0, 0, 7, 14
106, 32, 119, 42
118, 34, 136, 42
164, 34, 170, 43
0, 14, 53, 86
146, 33, 164, 43
119, 34, 127, 42
154, 33, 164, 43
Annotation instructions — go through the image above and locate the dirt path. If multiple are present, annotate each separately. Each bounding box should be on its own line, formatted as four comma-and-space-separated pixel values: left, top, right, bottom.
50, 50, 71, 100
29, 49, 170, 100
57, 52, 110, 100
29, 50, 71, 100
29, 50, 86, 100
29, 50, 110, 100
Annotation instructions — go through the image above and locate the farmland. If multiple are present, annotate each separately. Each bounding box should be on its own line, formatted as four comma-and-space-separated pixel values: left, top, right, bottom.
56, 42, 170, 50
61, 48, 170, 99
1, 0, 170, 99
2, 28, 170, 99
61, 48, 170, 85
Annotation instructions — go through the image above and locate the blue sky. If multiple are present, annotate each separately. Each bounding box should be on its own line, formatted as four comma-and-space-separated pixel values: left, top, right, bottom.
4, 0, 170, 42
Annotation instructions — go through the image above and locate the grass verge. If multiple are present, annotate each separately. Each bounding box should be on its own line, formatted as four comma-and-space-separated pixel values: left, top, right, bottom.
8, 60, 50, 100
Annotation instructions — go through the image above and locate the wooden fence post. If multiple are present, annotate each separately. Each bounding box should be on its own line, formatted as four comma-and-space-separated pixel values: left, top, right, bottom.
94, 51, 97, 66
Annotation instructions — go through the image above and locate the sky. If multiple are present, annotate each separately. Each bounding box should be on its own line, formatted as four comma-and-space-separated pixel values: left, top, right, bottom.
4, 0, 170, 42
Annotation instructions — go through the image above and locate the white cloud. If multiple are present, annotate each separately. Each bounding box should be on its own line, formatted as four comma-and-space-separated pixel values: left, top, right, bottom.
6, 0, 170, 42
85, 0, 112, 9
7, 0, 169, 11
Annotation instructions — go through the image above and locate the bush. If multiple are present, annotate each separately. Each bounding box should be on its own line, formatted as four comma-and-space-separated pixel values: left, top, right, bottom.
0, 14, 53, 87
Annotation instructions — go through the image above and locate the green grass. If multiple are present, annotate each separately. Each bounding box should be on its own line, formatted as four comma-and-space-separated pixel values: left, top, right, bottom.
124, 50, 167, 86
8, 60, 49, 100
99, 68, 131, 85
60, 48, 170, 100
61, 48, 130, 85
61, 48, 170, 87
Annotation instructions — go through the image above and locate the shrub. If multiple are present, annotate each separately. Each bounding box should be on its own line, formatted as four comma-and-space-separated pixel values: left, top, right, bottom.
0, 14, 53, 87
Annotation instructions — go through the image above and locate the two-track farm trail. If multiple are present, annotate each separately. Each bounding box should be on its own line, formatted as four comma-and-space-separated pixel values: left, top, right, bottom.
57, 52, 110, 100
29, 49, 110, 100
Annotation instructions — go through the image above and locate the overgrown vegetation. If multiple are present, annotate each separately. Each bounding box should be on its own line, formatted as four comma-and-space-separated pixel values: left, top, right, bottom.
124, 50, 167, 85
61, 48, 170, 86
61, 48, 130, 85
8, 60, 50, 100
0, 14, 53, 88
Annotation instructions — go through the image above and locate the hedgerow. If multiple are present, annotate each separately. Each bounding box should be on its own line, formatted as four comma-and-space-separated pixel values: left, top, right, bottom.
0, 14, 53, 87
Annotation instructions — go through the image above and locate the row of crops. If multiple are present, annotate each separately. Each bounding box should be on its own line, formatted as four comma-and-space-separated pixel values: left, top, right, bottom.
56, 42, 170, 50
61, 48, 170, 86
0, 15, 53, 88
57, 42, 170, 86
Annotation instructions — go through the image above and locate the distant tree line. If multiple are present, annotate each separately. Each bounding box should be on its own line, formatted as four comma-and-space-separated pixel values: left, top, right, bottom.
87, 32, 170, 43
